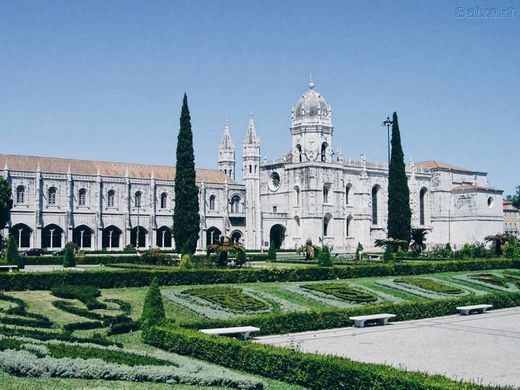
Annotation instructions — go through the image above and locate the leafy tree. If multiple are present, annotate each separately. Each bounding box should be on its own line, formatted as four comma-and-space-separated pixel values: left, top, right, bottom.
63, 244, 76, 268
267, 241, 277, 261
235, 250, 247, 267
410, 228, 428, 256
506, 186, 520, 209
387, 112, 411, 248
316, 245, 333, 267
0, 177, 13, 250
140, 277, 166, 329
173, 94, 200, 254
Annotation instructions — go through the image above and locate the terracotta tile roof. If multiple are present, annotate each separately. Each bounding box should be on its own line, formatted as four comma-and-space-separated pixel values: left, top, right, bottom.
504, 200, 519, 212
452, 184, 498, 192
0, 154, 234, 184
416, 160, 469, 172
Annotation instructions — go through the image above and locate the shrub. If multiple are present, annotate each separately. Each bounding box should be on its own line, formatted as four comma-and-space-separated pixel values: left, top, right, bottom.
301, 283, 377, 303
0, 326, 119, 346
140, 277, 166, 329
104, 298, 132, 314
63, 321, 104, 333
182, 286, 270, 312
383, 245, 396, 262
63, 245, 76, 268
470, 273, 509, 288
141, 248, 171, 265
394, 277, 464, 295
179, 254, 193, 269
123, 244, 137, 253
235, 250, 247, 267
51, 285, 105, 310
267, 241, 276, 260
143, 326, 491, 390
316, 245, 333, 267
355, 242, 364, 261
0, 258, 517, 291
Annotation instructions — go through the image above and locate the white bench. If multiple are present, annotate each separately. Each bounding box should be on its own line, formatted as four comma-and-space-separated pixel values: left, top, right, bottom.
456, 304, 492, 315
199, 326, 260, 340
349, 313, 396, 328
0, 265, 19, 273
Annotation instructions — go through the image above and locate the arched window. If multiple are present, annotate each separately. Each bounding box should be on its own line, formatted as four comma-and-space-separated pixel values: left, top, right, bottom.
345, 184, 352, 205
48, 187, 57, 205
371, 185, 380, 225
107, 190, 115, 207
346, 215, 353, 237
419, 187, 428, 226
160, 192, 168, 209
209, 195, 216, 211
230, 195, 241, 213
294, 186, 300, 206
323, 214, 332, 237
16, 185, 25, 204
78, 188, 87, 206
296, 144, 302, 162
323, 185, 329, 204
135, 191, 142, 208
321, 142, 328, 162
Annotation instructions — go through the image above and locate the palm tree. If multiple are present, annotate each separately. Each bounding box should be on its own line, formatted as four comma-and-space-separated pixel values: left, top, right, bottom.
296, 238, 320, 260
207, 236, 245, 267
410, 228, 428, 256
485, 233, 512, 257
374, 238, 407, 252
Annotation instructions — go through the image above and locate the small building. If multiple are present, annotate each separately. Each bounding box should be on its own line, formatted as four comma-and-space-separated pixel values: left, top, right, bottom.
503, 200, 520, 237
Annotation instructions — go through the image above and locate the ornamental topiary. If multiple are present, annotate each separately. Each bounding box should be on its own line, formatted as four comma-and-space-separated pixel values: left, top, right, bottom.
63, 244, 76, 268
316, 245, 333, 267
267, 241, 276, 261
140, 277, 166, 329
179, 254, 193, 269
3, 235, 19, 266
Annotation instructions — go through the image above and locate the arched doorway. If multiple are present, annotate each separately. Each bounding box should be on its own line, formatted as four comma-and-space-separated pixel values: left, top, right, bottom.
10, 223, 32, 248
102, 225, 122, 249
269, 224, 286, 249
130, 226, 148, 248
73, 225, 93, 248
206, 227, 221, 246
230, 230, 242, 244
156, 226, 173, 248
42, 224, 64, 249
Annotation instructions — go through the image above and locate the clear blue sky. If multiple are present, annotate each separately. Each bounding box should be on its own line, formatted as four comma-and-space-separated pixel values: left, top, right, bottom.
1, 0, 518, 194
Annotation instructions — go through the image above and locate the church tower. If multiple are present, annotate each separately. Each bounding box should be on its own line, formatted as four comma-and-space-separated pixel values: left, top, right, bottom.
218, 120, 235, 180
290, 79, 334, 163
243, 113, 261, 249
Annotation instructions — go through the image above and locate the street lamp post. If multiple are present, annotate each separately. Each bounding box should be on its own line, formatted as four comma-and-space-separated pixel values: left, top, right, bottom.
382, 116, 393, 167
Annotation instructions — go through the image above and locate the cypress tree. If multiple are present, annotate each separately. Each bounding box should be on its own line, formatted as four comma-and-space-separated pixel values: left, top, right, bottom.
0, 177, 13, 250
173, 94, 200, 254
140, 277, 166, 329
387, 112, 411, 247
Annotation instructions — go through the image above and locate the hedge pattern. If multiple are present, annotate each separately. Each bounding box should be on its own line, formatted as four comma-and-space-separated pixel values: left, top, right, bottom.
182, 291, 520, 335
0, 258, 517, 291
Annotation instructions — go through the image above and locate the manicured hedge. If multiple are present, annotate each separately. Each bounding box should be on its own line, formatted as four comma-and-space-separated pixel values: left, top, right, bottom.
0, 258, 518, 291
10, 255, 142, 266
143, 326, 495, 390
182, 291, 520, 335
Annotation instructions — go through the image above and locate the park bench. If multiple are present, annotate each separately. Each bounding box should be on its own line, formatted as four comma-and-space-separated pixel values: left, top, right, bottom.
456, 304, 492, 316
199, 326, 260, 340
349, 313, 396, 328
0, 265, 19, 273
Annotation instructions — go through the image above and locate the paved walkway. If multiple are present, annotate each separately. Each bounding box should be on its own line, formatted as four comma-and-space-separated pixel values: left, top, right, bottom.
256, 307, 520, 388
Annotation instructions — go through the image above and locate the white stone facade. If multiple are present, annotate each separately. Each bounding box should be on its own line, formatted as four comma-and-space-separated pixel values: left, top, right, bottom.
2, 81, 504, 252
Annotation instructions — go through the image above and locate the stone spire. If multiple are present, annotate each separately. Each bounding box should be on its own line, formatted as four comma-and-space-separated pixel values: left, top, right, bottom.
244, 113, 260, 147
218, 120, 236, 180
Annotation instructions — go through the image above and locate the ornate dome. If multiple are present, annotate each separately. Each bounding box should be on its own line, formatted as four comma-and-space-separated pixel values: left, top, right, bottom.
293, 80, 331, 120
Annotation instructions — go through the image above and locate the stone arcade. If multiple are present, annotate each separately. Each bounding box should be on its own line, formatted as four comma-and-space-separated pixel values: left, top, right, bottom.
2, 81, 504, 252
